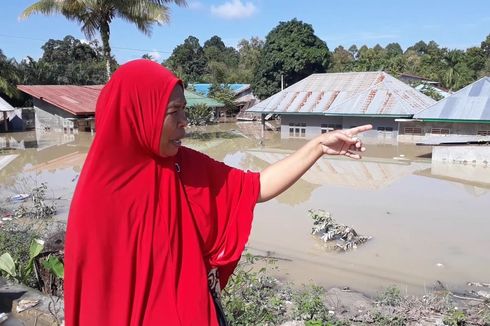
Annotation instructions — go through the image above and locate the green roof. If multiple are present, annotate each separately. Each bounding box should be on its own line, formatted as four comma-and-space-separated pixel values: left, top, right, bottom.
184, 89, 225, 107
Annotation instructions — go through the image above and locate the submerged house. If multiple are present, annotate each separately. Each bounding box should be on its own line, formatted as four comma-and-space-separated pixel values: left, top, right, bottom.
246, 72, 435, 143
399, 76, 490, 142
17, 85, 224, 132
0, 96, 25, 132
189, 83, 259, 120
184, 89, 225, 120
402, 76, 490, 164
17, 85, 102, 132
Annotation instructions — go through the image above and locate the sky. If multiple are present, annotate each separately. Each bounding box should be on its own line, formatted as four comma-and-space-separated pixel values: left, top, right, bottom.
1, 0, 490, 64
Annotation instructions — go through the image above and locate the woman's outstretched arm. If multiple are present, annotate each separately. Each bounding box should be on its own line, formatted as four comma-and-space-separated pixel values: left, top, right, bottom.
258, 124, 372, 202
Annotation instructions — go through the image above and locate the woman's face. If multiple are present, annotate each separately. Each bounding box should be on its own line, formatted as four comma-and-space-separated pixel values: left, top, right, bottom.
159, 85, 188, 157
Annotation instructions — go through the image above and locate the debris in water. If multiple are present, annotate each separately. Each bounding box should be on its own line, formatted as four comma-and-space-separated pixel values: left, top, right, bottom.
310, 209, 372, 252
467, 282, 490, 288
10, 194, 30, 202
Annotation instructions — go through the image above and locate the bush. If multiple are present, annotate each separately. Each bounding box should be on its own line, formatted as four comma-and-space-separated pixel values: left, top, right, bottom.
292, 285, 330, 322
222, 253, 290, 325
185, 104, 214, 126
376, 285, 403, 307
0, 230, 41, 288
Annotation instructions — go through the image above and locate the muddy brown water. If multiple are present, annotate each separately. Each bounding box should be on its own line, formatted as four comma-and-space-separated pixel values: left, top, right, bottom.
1, 123, 489, 296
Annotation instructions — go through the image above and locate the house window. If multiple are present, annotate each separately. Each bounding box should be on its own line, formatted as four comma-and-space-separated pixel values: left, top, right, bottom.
377, 126, 394, 133
404, 127, 422, 135
320, 124, 342, 134
289, 122, 306, 137
477, 130, 490, 136
431, 128, 450, 135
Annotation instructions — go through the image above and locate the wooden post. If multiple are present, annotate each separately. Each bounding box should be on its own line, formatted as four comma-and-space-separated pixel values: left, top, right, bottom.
2, 112, 8, 132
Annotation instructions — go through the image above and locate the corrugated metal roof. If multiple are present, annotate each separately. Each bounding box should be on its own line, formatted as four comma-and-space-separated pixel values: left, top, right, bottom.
17, 85, 224, 116
247, 72, 435, 116
17, 85, 103, 116
0, 96, 15, 112
184, 89, 225, 107
414, 77, 490, 121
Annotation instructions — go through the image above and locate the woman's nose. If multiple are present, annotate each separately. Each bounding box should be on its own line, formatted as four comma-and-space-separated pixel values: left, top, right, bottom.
178, 110, 188, 128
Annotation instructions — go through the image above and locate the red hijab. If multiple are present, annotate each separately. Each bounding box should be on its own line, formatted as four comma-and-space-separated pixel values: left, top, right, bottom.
64, 60, 260, 325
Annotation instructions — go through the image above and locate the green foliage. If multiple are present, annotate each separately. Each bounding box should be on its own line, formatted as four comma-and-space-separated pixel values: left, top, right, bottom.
443, 309, 466, 326
0, 49, 21, 99
252, 19, 330, 99
0, 238, 44, 284
376, 286, 403, 307
165, 36, 207, 83
222, 253, 290, 325
292, 285, 330, 321
185, 104, 214, 126
0, 230, 37, 271
329, 46, 354, 72
208, 84, 237, 115
18, 36, 108, 85
0, 253, 16, 277
417, 84, 444, 101
371, 311, 407, 326
42, 255, 64, 279
166, 34, 258, 84
21, 0, 186, 78
237, 37, 264, 83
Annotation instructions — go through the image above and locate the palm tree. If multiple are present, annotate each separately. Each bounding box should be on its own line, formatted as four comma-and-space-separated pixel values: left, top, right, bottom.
21, 0, 187, 80
0, 49, 20, 98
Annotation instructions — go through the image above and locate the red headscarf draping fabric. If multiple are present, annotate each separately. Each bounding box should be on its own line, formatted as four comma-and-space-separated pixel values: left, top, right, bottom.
64, 59, 260, 325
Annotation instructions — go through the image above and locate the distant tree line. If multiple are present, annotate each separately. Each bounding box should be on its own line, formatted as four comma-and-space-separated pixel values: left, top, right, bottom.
1, 18, 490, 106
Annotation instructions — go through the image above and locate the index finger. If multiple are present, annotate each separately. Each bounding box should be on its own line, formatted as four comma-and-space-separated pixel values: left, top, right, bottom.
348, 124, 373, 135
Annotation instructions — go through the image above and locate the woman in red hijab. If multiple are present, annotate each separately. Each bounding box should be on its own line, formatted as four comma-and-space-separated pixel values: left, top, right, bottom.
64, 59, 371, 325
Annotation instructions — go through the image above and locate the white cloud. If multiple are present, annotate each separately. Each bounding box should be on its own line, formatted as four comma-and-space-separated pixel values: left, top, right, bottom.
188, 1, 204, 10
148, 51, 162, 61
211, 0, 256, 20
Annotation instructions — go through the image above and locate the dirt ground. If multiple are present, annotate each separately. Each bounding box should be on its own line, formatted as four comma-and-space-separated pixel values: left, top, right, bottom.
321, 285, 490, 325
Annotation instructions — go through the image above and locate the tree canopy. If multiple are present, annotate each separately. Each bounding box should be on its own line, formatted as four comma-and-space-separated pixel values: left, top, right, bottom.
19, 35, 108, 85
21, 0, 186, 79
252, 19, 330, 99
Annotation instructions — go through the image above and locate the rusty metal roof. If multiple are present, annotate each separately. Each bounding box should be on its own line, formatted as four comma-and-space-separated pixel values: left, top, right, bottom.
414, 77, 490, 121
247, 72, 435, 116
17, 85, 104, 116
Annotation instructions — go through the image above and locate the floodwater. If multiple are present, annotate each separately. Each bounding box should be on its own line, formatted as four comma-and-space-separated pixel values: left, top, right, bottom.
1, 123, 489, 296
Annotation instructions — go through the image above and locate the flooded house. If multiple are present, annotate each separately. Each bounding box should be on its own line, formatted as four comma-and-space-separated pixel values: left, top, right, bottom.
17, 85, 102, 133
189, 83, 259, 120
399, 76, 490, 141
184, 89, 225, 120
17, 85, 226, 132
401, 76, 490, 164
246, 72, 435, 143
0, 96, 26, 132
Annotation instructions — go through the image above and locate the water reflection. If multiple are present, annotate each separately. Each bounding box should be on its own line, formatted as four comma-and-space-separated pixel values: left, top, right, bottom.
1, 123, 489, 295
244, 149, 430, 192
421, 161, 490, 194
0, 131, 93, 217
